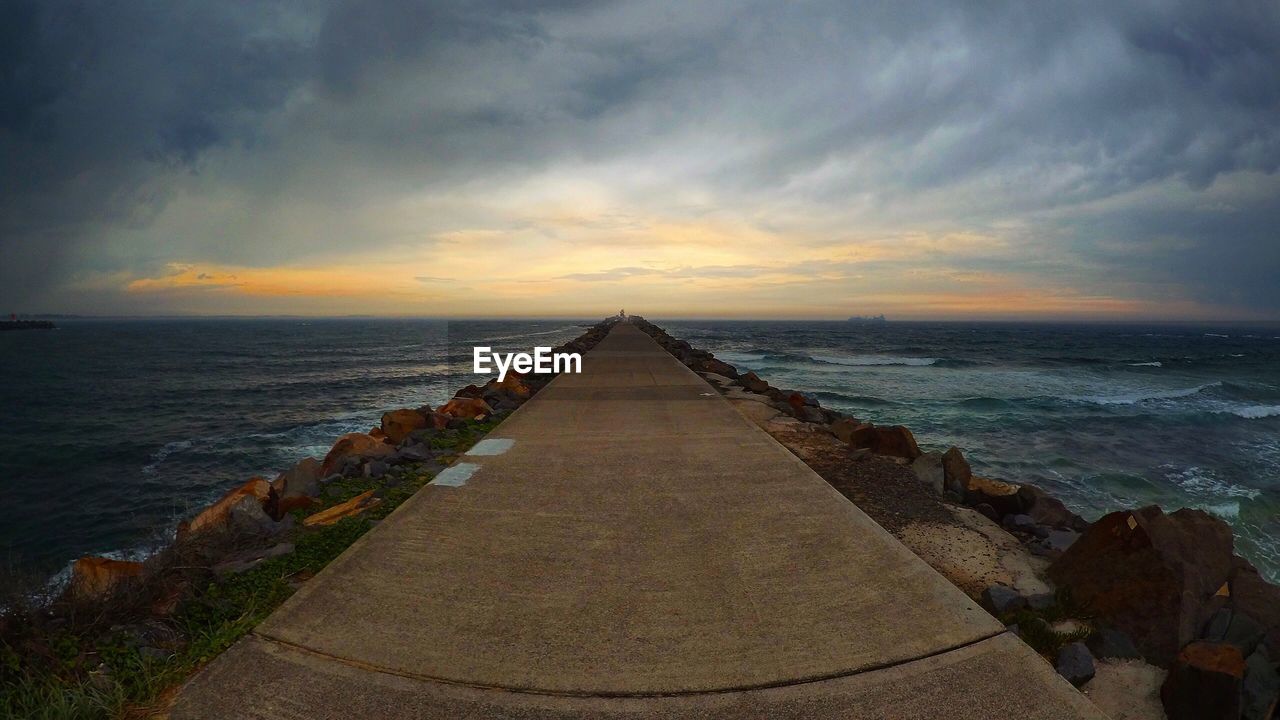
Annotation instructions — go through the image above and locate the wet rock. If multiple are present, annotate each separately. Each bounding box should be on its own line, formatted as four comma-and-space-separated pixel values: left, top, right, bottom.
982, 584, 1027, 615
739, 371, 770, 393
1202, 608, 1266, 656
1087, 628, 1142, 660
1049, 506, 1235, 665
1243, 648, 1279, 720
941, 446, 972, 497
1056, 642, 1096, 687
1161, 641, 1245, 720
70, 557, 144, 599
321, 433, 395, 476
380, 409, 428, 444
439, 396, 493, 421
909, 452, 945, 495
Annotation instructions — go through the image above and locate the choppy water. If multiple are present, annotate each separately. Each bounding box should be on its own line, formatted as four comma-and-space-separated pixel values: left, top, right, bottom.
0, 319, 587, 578
664, 320, 1280, 582
2, 318, 1277, 584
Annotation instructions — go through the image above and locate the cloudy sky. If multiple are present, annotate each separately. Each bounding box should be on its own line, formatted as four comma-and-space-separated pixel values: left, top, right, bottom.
3, 0, 1278, 320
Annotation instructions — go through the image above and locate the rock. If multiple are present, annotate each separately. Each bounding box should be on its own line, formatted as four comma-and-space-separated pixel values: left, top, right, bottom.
797, 406, 825, 424
866, 425, 921, 460
439, 396, 493, 421
1018, 483, 1090, 531
981, 584, 1027, 615
364, 460, 389, 478
489, 372, 531, 399
1027, 592, 1057, 611
70, 557, 144, 598
966, 476, 1025, 517
842, 422, 878, 449
973, 502, 1000, 522
1038, 529, 1080, 555
739, 371, 770, 393
941, 446, 972, 497
1049, 506, 1235, 665
321, 433, 395, 476
1056, 641, 1097, 687
1087, 628, 1142, 660
829, 418, 862, 443
1161, 641, 1245, 720
369, 426, 387, 440
394, 444, 433, 462
701, 358, 739, 378
1243, 648, 1279, 720
1229, 558, 1280, 658
1002, 513, 1037, 533
303, 490, 382, 527
909, 452, 945, 495
182, 477, 273, 536
272, 457, 322, 500
380, 409, 428, 444
1202, 608, 1266, 656
455, 384, 485, 398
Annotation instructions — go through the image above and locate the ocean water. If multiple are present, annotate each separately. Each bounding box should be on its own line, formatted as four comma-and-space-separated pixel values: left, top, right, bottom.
2, 318, 1277, 584
0, 319, 588, 579
663, 320, 1280, 582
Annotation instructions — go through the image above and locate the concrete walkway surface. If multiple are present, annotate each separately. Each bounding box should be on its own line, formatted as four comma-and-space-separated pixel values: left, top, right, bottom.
171, 323, 1105, 718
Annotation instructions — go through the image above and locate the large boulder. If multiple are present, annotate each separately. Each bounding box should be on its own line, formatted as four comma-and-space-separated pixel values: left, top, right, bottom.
739, 371, 770, 394
438, 396, 493, 421
700, 357, 739, 378
910, 452, 945, 495
1048, 506, 1235, 665
965, 476, 1025, 517
181, 477, 273, 536
1229, 557, 1280, 658
70, 556, 144, 599
321, 432, 395, 476
1017, 484, 1089, 531
1056, 642, 1096, 688
869, 425, 921, 459
381, 409, 428, 444
488, 373, 531, 399
1161, 641, 1245, 720
941, 446, 972, 497
272, 457, 322, 500
1244, 649, 1280, 720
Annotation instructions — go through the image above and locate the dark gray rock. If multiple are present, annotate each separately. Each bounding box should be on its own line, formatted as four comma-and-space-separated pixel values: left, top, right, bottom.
1243, 648, 1279, 720
1203, 608, 1266, 656
395, 444, 433, 462
1041, 529, 1079, 553
798, 406, 826, 424
909, 452, 945, 496
1002, 514, 1037, 532
981, 584, 1027, 615
1056, 641, 1096, 688
365, 460, 390, 478
1086, 628, 1142, 660
1027, 592, 1057, 611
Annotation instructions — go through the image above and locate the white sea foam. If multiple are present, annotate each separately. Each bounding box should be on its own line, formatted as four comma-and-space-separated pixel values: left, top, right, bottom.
1079, 381, 1220, 406
811, 354, 938, 367
142, 439, 193, 475
1128, 361, 1163, 367
1162, 464, 1261, 500
1230, 405, 1280, 419
1205, 333, 1230, 338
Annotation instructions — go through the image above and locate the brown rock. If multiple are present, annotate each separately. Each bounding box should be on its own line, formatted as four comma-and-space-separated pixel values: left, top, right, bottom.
941, 446, 972, 497
843, 422, 879, 449
1229, 557, 1280, 658
182, 477, 272, 536
70, 556, 143, 599
455, 384, 485, 399
1048, 506, 1235, 665
493, 372, 531, 399
701, 358, 738, 378
303, 490, 382, 527
1160, 641, 1244, 720
425, 411, 451, 430
1018, 483, 1089, 531
277, 495, 318, 516
368, 426, 387, 440
830, 418, 861, 443
739, 371, 769, 394
965, 476, 1024, 517
381, 408, 428, 444
321, 432, 395, 476
867, 425, 922, 460
439, 396, 493, 421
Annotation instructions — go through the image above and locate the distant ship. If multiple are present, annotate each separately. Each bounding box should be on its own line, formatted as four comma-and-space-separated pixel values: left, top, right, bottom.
846, 314, 887, 324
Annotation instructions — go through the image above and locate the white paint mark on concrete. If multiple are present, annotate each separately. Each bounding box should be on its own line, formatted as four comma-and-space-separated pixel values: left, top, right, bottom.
431, 463, 479, 487
467, 438, 515, 456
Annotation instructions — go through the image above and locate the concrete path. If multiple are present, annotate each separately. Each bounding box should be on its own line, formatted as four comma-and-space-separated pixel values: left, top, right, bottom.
171, 323, 1105, 718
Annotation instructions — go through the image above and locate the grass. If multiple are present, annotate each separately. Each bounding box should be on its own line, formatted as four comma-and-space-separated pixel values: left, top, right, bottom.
999, 587, 1094, 659
0, 419, 498, 720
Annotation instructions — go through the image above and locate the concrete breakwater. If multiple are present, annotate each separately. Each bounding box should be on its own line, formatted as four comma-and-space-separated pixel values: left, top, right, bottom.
3, 316, 1277, 719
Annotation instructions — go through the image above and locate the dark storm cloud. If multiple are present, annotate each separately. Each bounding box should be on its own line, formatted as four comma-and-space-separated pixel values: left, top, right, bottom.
2, 0, 1279, 315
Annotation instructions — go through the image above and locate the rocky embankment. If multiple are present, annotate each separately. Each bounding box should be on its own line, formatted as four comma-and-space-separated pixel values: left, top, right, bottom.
630, 316, 1280, 720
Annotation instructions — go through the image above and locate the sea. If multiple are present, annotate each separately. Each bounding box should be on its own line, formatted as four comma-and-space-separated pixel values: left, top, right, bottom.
1, 318, 1278, 584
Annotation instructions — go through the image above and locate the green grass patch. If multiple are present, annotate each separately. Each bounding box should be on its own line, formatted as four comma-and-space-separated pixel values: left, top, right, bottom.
999, 588, 1094, 658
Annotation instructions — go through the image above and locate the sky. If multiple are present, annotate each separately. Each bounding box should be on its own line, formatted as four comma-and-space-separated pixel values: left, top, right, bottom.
2, 0, 1279, 321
